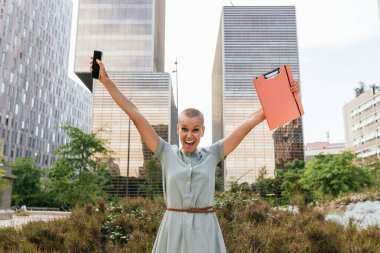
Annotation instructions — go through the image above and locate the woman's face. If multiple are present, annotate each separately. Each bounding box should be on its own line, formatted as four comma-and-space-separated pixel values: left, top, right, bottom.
177, 115, 205, 153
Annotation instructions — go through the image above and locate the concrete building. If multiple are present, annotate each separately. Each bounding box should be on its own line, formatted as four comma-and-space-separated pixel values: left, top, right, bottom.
304, 142, 346, 162
0, 0, 92, 168
74, 0, 177, 186
212, 6, 304, 185
344, 88, 380, 164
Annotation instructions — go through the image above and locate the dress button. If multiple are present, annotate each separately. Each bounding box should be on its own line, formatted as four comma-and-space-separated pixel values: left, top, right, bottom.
187, 181, 190, 184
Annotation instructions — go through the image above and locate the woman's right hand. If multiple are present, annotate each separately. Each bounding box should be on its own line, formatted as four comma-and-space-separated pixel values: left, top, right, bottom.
89, 57, 109, 83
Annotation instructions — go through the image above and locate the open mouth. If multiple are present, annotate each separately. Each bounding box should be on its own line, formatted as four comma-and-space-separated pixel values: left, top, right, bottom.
184, 140, 195, 149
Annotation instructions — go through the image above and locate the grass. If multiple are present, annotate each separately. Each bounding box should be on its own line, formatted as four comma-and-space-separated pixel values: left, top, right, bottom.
16, 211, 30, 216
0, 192, 379, 253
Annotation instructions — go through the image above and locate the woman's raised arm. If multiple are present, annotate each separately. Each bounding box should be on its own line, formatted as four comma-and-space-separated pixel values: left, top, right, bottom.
223, 108, 265, 157
90, 58, 159, 152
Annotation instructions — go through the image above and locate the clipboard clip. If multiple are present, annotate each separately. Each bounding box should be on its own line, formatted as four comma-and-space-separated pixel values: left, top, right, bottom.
263, 68, 280, 79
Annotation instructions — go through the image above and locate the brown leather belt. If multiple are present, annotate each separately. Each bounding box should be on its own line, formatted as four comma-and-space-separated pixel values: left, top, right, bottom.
166, 206, 214, 213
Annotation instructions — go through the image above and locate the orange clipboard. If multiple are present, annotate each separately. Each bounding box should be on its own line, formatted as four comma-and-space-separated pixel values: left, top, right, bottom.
253, 64, 304, 131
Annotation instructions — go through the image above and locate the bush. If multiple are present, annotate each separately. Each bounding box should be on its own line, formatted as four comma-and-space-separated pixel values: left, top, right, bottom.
300, 152, 374, 198
0, 227, 21, 252
215, 189, 380, 253
16, 211, 30, 216
0, 192, 379, 252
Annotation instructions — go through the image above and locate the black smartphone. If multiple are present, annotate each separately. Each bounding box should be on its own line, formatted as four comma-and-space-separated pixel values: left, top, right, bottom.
92, 50, 102, 79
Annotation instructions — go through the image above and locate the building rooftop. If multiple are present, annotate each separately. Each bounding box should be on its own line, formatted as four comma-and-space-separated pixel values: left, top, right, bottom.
305, 142, 345, 150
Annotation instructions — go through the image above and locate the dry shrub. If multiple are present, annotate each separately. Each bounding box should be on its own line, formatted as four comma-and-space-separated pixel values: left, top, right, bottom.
235, 200, 271, 223
124, 230, 155, 252
100, 196, 164, 250
1, 203, 107, 252
0, 226, 21, 252
341, 224, 380, 253
304, 221, 343, 253
21, 220, 67, 252
103, 243, 126, 253
0, 193, 379, 252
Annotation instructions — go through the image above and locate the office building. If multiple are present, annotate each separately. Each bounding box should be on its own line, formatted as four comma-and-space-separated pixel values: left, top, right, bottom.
304, 142, 346, 162
213, 6, 304, 185
74, 0, 177, 181
0, 0, 92, 168
344, 87, 380, 164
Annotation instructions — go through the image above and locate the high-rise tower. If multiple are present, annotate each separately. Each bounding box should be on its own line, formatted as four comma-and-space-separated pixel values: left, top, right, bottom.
213, 6, 304, 185
74, 0, 177, 187
0, 0, 92, 168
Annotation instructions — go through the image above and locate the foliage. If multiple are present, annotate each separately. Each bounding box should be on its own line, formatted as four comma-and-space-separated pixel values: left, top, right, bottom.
241, 153, 375, 205
10, 158, 45, 206
252, 167, 282, 198
47, 162, 111, 209
100, 198, 164, 247
0, 197, 165, 252
54, 125, 111, 173
354, 82, 379, 97
46, 125, 112, 209
0, 167, 5, 190
367, 161, 380, 187
281, 159, 313, 202
299, 151, 374, 199
249, 161, 306, 205
228, 180, 251, 193
1, 192, 380, 252
16, 211, 30, 216
0, 144, 6, 189
215, 161, 224, 191
138, 157, 163, 199
354, 81, 366, 97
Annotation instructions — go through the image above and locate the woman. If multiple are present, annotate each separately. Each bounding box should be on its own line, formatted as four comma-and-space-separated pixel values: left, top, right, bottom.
89, 57, 299, 252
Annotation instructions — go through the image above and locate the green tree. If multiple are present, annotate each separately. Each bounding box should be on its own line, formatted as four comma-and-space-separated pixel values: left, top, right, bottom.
354, 81, 366, 97
281, 159, 305, 197
46, 125, 112, 209
299, 151, 374, 198
54, 125, 111, 173
10, 158, 44, 206
0, 166, 6, 190
253, 167, 278, 197
139, 157, 163, 199
0, 143, 6, 189
367, 161, 380, 187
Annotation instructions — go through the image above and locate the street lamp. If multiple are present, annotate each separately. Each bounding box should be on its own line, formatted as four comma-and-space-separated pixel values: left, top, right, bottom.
172, 58, 178, 114
126, 98, 132, 197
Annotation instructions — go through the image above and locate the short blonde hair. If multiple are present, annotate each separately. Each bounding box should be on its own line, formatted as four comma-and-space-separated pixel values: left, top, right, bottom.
179, 108, 204, 125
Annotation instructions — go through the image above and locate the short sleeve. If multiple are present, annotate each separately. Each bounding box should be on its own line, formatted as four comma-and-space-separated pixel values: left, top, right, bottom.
154, 137, 165, 160
208, 139, 224, 162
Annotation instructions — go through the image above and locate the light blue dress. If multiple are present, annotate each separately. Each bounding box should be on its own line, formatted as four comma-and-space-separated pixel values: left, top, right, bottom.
152, 137, 227, 253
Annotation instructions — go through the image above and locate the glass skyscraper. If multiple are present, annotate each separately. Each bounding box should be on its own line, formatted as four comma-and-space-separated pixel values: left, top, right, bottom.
74, 0, 177, 187
0, 0, 92, 168
213, 6, 304, 185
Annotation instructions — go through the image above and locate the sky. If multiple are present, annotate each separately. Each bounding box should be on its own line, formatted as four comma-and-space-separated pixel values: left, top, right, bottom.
69, 0, 380, 147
